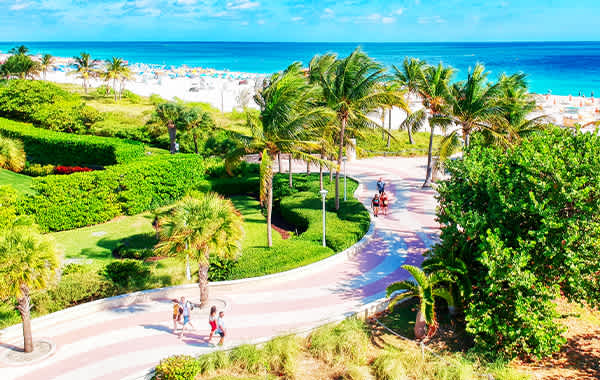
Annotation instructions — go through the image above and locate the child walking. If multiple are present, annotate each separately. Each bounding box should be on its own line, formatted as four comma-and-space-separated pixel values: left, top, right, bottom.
371, 193, 380, 217
208, 305, 217, 342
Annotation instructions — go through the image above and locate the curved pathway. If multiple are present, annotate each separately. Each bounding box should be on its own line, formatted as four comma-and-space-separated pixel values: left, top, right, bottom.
1, 157, 439, 380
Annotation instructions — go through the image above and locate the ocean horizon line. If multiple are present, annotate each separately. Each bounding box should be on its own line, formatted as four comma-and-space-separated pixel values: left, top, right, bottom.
2, 40, 600, 44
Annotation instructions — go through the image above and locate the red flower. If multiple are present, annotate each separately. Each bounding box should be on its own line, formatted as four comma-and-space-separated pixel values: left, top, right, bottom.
54, 166, 93, 175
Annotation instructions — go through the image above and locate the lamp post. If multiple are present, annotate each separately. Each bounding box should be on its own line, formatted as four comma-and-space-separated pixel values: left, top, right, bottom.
320, 189, 328, 247
342, 156, 348, 201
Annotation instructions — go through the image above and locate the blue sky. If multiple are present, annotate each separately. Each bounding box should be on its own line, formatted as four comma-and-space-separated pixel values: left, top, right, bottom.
1, 0, 599, 42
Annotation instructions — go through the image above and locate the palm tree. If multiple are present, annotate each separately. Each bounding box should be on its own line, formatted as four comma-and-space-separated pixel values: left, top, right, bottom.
70, 53, 98, 94
447, 63, 503, 147
155, 192, 243, 305
155, 102, 183, 154
181, 107, 214, 154
418, 63, 455, 188
393, 58, 427, 144
104, 57, 128, 102
399, 109, 427, 146
40, 54, 54, 80
9, 45, 29, 56
234, 63, 332, 247
0, 218, 58, 353
317, 48, 407, 210
386, 265, 453, 340
0, 136, 26, 172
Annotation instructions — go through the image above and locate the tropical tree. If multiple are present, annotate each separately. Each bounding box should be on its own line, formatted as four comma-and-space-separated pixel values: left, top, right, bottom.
418, 63, 455, 188
317, 48, 407, 209
447, 63, 503, 147
399, 109, 427, 146
386, 265, 453, 340
234, 63, 332, 247
180, 107, 215, 154
0, 54, 39, 79
40, 54, 54, 80
155, 192, 243, 305
70, 52, 98, 94
9, 45, 29, 56
0, 218, 59, 353
103, 57, 130, 101
393, 58, 428, 144
154, 102, 184, 154
0, 136, 26, 172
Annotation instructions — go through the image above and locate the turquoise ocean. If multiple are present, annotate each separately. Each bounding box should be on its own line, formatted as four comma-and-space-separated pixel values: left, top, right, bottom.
1, 41, 599, 95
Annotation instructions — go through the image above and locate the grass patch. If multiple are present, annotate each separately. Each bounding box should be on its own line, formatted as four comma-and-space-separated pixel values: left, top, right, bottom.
0, 168, 35, 195
356, 129, 443, 158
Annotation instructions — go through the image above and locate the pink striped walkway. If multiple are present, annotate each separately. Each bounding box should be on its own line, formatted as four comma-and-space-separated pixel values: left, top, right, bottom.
0, 157, 438, 380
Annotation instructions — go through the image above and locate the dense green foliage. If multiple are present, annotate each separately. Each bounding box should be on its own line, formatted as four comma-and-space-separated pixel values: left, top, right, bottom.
21, 154, 207, 231
155, 355, 203, 380
429, 128, 600, 358
0, 118, 144, 166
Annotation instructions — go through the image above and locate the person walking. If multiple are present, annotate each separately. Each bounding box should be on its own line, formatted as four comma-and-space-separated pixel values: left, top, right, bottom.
208, 305, 218, 342
216, 311, 227, 346
178, 296, 195, 339
376, 178, 386, 194
381, 191, 389, 216
172, 299, 182, 332
371, 193, 380, 217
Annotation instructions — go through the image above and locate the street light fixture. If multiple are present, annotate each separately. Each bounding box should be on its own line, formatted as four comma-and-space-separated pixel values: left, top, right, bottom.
319, 189, 328, 247
342, 156, 348, 201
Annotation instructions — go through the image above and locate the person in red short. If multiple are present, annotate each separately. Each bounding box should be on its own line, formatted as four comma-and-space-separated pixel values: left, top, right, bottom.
208, 305, 217, 342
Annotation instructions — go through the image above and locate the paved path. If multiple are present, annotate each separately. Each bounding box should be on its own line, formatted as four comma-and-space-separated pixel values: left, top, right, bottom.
1, 157, 439, 380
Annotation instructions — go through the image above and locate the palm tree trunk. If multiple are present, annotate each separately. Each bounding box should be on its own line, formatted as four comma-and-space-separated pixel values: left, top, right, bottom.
278, 153, 282, 173
306, 159, 310, 175
17, 285, 33, 353
335, 117, 346, 210
267, 175, 273, 247
423, 123, 435, 188
113, 78, 118, 102
414, 310, 428, 340
319, 153, 324, 191
464, 126, 470, 148
83, 78, 88, 94
288, 154, 293, 188
407, 121, 414, 145
329, 157, 333, 182
387, 108, 392, 148
168, 122, 177, 154
199, 253, 209, 306
193, 134, 199, 154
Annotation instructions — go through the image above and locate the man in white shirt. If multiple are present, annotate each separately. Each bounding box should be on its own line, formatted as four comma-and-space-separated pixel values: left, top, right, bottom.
216, 311, 226, 346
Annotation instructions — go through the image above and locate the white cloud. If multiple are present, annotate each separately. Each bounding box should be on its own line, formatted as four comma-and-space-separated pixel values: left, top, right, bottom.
321, 7, 334, 19
10, 0, 31, 10
366, 13, 381, 22
257, 19, 265, 24
395, 8, 404, 15
226, 0, 260, 10
176, 0, 197, 4
382, 16, 395, 24
418, 15, 446, 24
291, 16, 303, 22
143, 8, 161, 16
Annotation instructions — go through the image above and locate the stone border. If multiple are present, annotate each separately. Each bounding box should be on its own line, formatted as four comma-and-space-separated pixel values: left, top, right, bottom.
0, 338, 57, 367
0, 176, 375, 342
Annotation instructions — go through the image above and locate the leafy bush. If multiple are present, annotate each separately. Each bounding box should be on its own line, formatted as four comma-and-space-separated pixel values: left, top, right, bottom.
149, 93, 166, 105
196, 351, 230, 376
112, 244, 155, 261
0, 135, 25, 172
0, 79, 78, 121
0, 185, 18, 228
0, 117, 144, 166
104, 260, 151, 289
429, 127, 600, 358
22, 154, 207, 231
230, 344, 266, 374
22, 163, 55, 177
30, 100, 86, 133
122, 90, 142, 103
208, 255, 237, 281
31, 270, 116, 314
263, 335, 301, 379
155, 355, 202, 380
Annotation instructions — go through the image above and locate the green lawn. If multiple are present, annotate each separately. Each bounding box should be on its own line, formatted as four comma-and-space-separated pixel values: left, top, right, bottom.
0, 168, 35, 194
356, 129, 443, 157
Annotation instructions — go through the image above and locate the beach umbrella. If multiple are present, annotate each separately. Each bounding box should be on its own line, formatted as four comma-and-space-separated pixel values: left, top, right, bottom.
569, 95, 572, 101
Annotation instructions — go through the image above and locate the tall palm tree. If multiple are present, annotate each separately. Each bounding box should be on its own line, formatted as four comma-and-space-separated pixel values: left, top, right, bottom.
447, 63, 502, 147
393, 58, 427, 144
181, 107, 214, 154
233, 63, 332, 247
318, 48, 407, 210
0, 218, 58, 353
70, 52, 98, 94
386, 265, 453, 340
155, 192, 243, 305
155, 102, 183, 154
40, 54, 53, 80
418, 63, 455, 188
104, 57, 127, 102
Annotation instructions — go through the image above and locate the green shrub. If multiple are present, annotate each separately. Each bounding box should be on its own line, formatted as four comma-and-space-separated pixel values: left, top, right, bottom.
155, 355, 202, 380
230, 344, 266, 374
0, 79, 78, 122
31, 270, 116, 314
263, 335, 301, 379
21, 154, 207, 231
308, 318, 370, 365
0, 118, 144, 166
342, 365, 372, 380
429, 127, 600, 358
113, 244, 155, 260
208, 255, 237, 281
149, 93, 166, 105
22, 163, 55, 177
30, 100, 86, 133
122, 90, 142, 103
104, 260, 151, 289
197, 351, 230, 375
0, 185, 18, 228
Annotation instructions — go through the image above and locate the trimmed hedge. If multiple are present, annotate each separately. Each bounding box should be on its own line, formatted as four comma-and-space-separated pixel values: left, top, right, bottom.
0, 117, 144, 166
21, 154, 208, 231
